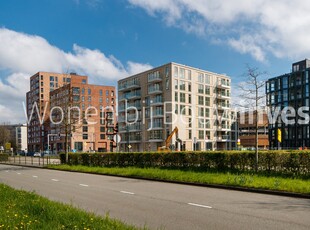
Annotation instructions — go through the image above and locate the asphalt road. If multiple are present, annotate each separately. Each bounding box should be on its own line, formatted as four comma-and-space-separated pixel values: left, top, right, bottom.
0, 164, 309, 230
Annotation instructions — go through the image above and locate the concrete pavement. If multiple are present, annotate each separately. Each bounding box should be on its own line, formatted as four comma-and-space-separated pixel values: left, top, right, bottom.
0, 164, 309, 230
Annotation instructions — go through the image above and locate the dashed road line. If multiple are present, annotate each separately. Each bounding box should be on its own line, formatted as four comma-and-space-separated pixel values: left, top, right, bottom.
79, 184, 89, 187
17, 172, 21, 175
120, 191, 135, 195
32, 175, 38, 178
51, 179, 59, 182
188, 203, 212, 209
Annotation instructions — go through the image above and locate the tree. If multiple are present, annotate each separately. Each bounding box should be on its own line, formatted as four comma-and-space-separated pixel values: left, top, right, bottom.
0, 125, 10, 147
238, 65, 267, 171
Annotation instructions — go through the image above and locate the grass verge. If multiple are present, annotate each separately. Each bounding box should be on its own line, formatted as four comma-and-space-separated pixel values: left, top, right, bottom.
0, 183, 142, 229
48, 165, 310, 195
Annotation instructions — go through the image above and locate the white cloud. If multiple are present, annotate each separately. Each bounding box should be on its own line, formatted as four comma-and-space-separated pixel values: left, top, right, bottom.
128, 0, 310, 62
0, 28, 152, 123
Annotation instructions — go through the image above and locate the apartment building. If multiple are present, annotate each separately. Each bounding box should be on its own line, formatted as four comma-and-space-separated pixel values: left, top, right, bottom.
16, 124, 28, 152
118, 62, 232, 152
49, 76, 116, 153
266, 59, 310, 149
238, 111, 269, 149
26, 72, 116, 153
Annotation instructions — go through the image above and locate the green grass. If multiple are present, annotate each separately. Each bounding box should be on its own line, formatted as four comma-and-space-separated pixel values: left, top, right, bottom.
48, 165, 310, 195
0, 183, 143, 230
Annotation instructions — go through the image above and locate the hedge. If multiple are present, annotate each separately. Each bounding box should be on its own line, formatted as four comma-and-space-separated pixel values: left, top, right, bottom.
0, 153, 9, 162
59, 151, 310, 176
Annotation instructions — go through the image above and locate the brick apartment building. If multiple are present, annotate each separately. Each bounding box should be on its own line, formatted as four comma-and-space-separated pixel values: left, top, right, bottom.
26, 72, 116, 153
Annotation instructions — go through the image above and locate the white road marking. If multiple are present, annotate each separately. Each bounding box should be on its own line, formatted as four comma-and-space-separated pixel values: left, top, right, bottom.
79, 184, 89, 187
120, 191, 135, 195
5, 170, 8, 172
51, 179, 59, 182
188, 203, 212, 209
32, 175, 38, 178
17, 173, 21, 175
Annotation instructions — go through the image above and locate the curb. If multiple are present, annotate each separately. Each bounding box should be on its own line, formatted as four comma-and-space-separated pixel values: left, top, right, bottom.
1, 163, 310, 199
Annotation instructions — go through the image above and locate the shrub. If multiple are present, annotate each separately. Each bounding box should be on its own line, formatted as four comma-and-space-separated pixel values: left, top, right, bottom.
59, 151, 310, 176
0, 153, 9, 162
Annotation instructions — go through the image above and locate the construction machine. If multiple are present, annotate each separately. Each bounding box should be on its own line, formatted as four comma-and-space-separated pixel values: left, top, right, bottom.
157, 126, 182, 152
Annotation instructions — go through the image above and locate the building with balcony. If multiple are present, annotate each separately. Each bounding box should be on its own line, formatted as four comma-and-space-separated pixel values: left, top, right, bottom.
118, 62, 232, 152
266, 59, 310, 149
26, 72, 116, 153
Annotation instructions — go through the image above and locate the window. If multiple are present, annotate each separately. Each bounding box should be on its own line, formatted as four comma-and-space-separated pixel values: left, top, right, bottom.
83, 126, 88, 132
180, 105, 186, 115
188, 94, 192, 103
50, 76, 54, 81
205, 97, 210, 106
198, 73, 204, 83
189, 118, 192, 127
174, 66, 178, 78
175, 104, 178, 114
205, 119, 210, 128
180, 93, 185, 103
199, 130, 204, 139
82, 88, 85, 94
88, 96, 91, 102
180, 81, 185, 90
166, 79, 169, 90
198, 84, 204, 94
188, 108, 192, 116
198, 96, 204, 105
205, 108, 210, 117
180, 68, 185, 79
205, 74, 210, 84
72, 87, 80, 95
188, 130, 192, 139
174, 79, 178, 90
50, 82, 54, 88
83, 134, 88, 140
99, 97, 103, 103
82, 96, 85, 102
165, 66, 170, 77
100, 90, 103, 96
187, 70, 191, 80
66, 78, 71, 83
106, 90, 109, 96
82, 104, 85, 110
175, 92, 178, 102
205, 86, 210, 95
188, 82, 191, 92
198, 107, 204, 117
106, 98, 109, 103
100, 126, 105, 132
100, 134, 105, 140
88, 88, 91, 95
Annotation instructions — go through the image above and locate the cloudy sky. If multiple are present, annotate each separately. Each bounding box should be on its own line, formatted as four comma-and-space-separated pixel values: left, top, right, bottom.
0, 0, 309, 123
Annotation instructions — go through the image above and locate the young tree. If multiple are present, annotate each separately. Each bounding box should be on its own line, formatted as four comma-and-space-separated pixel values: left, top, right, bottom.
0, 125, 10, 147
238, 65, 267, 171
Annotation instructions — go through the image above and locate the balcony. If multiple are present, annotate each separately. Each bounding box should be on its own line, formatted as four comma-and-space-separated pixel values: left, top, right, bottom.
148, 74, 162, 83
119, 92, 141, 101
217, 81, 230, 89
119, 82, 141, 91
119, 124, 141, 133
217, 102, 230, 110
217, 125, 230, 131
217, 93, 230, 99
216, 135, 230, 142
148, 85, 162, 94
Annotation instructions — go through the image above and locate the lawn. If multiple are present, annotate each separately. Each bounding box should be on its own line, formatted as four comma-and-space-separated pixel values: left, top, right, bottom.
48, 165, 310, 195
0, 183, 143, 229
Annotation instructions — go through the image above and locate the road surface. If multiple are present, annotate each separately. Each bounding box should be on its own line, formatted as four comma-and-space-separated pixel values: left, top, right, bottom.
0, 164, 309, 230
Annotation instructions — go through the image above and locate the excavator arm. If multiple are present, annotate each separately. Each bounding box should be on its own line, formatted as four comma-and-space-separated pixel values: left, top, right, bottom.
158, 126, 179, 151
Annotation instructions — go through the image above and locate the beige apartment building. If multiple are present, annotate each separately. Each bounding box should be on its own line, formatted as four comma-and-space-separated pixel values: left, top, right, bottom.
26, 72, 116, 153
118, 62, 232, 152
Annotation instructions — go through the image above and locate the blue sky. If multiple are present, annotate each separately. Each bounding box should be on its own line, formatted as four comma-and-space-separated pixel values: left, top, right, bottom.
0, 0, 309, 122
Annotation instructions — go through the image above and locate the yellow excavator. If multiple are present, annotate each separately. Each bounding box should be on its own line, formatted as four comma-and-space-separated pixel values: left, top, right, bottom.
157, 126, 182, 152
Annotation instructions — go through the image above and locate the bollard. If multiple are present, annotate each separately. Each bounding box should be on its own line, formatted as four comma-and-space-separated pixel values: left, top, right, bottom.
31, 156, 33, 165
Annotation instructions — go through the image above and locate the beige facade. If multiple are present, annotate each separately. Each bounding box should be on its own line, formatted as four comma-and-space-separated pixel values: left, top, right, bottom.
118, 62, 232, 152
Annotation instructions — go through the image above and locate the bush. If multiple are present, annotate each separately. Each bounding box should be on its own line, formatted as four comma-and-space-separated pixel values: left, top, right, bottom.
59, 151, 310, 176
0, 153, 9, 162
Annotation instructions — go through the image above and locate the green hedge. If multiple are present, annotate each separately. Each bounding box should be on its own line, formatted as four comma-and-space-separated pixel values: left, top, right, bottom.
59, 151, 310, 175
0, 153, 9, 162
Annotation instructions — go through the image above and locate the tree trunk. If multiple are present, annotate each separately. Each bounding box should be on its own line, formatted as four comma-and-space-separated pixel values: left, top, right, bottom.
255, 89, 259, 172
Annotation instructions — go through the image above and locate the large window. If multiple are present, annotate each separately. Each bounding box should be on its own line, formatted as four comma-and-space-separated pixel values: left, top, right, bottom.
205, 97, 210, 106
198, 73, 204, 83
180, 68, 185, 79
205, 74, 210, 84
180, 93, 185, 103
198, 84, 204, 94
205, 86, 210, 95
174, 66, 178, 78
175, 92, 178, 102
198, 96, 204, 105
180, 81, 186, 90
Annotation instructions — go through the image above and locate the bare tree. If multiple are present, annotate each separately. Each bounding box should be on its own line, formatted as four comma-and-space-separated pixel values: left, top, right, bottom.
238, 65, 267, 171
50, 84, 84, 163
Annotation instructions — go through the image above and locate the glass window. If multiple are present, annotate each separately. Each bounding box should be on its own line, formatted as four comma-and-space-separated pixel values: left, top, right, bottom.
198, 84, 204, 94
180, 68, 185, 79
106, 90, 109, 96
50, 76, 54, 81
180, 105, 186, 115
100, 134, 105, 140
187, 70, 191, 80
88, 96, 91, 102
83, 126, 88, 132
99, 97, 103, 103
174, 79, 178, 90
180, 81, 185, 90
188, 82, 191, 92
205, 74, 210, 84
180, 93, 185, 103
100, 90, 103, 96
205, 86, 210, 95
81, 88, 85, 94
198, 96, 204, 105
83, 134, 88, 140
198, 73, 204, 83
205, 97, 210, 106
175, 92, 178, 102
174, 66, 178, 78
199, 130, 204, 139
82, 79, 86, 84
88, 88, 91, 95
188, 94, 192, 103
